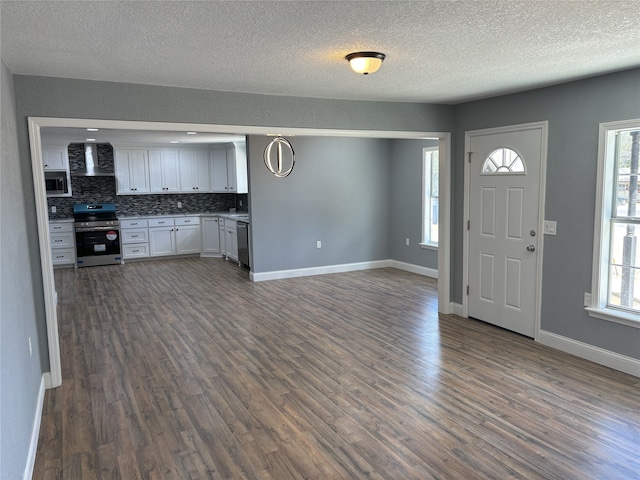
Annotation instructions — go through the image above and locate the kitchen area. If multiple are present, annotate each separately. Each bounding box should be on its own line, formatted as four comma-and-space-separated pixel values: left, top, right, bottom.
43, 128, 251, 271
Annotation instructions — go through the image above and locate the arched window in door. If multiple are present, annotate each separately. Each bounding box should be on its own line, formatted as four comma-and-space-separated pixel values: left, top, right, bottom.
482, 147, 525, 174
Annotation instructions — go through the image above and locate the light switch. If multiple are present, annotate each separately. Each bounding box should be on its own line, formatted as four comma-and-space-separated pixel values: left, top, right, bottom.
543, 220, 557, 235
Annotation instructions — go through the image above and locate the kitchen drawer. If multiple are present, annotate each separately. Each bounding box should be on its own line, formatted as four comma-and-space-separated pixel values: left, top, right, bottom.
51, 248, 75, 265
122, 229, 148, 244
50, 232, 75, 248
120, 219, 148, 229
123, 243, 149, 259
49, 222, 74, 233
175, 217, 200, 226
148, 218, 174, 227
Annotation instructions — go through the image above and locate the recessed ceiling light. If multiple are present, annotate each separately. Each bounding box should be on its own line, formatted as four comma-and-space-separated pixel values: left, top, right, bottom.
170, 140, 179, 143
86, 128, 99, 132
85, 138, 96, 141
186, 131, 197, 135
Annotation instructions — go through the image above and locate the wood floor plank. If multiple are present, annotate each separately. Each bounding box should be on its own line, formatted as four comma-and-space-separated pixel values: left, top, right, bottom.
33, 257, 640, 479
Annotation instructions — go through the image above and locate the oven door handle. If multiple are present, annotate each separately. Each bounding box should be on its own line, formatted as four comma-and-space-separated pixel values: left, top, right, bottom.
75, 226, 120, 232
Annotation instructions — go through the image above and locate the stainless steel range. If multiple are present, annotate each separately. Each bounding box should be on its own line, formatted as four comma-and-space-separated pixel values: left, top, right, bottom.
74, 203, 122, 267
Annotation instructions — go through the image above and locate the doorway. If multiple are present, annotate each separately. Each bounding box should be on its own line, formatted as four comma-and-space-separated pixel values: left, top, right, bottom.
29, 117, 452, 389
463, 121, 548, 338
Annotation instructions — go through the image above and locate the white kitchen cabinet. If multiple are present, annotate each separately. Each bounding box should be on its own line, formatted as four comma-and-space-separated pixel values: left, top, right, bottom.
121, 219, 149, 260
114, 149, 150, 194
201, 217, 221, 256
49, 221, 76, 267
149, 225, 176, 257
224, 219, 238, 261
179, 149, 211, 192
175, 225, 201, 254
148, 217, 201, 257
175, 217, 201, 254
226, 143, 248, 194
210, 149, 229, 192
43, 146, 69, 170
149, 149, 180, 193
219, 218, 228, 257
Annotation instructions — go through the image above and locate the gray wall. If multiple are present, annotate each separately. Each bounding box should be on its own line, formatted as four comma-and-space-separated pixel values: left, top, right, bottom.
453, 68, 640, 359
1, 61, 45, 480
389, 139, 440, 268
248, 136, 391, 272
14, 75, 455, 132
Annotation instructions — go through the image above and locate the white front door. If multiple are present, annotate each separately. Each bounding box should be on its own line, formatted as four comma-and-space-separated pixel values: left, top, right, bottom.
467, 123, 547, 337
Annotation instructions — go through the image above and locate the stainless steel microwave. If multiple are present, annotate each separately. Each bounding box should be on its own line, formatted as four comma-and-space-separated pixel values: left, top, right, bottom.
45, 171, 70, 196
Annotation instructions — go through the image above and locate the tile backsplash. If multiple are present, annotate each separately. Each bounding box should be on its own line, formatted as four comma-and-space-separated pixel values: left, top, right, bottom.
48, 144, 239, 219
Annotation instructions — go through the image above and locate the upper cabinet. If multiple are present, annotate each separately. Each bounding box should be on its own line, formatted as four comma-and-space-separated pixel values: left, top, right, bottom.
42, 146, 69, 170
114, 149, 150, 194
114, 143, 247, 195
226, 143, 248, 194
210, 149, 229, 192
179, 150, 211, 192
149, 149, 180, 193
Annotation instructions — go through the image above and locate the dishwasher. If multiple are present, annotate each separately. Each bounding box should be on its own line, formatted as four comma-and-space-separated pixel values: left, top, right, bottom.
236, 220, 250, 269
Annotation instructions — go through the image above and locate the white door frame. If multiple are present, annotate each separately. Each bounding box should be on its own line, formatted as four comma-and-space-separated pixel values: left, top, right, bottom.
28, 117, 452, 389
462, 121, 548, 341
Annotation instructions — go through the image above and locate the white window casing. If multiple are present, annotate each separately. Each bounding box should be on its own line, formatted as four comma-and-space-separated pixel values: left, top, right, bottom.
588, 118, 640, 329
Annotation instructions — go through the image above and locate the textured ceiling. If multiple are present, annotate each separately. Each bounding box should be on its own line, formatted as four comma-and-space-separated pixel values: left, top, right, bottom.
2, 1, 639, 104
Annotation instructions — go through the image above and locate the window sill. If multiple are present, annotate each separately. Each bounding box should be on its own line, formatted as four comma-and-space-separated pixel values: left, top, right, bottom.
419, 243, 438, 250
585, 306, 640, 329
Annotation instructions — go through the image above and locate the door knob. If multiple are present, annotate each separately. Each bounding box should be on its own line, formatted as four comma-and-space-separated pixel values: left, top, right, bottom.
526, 245, 536, 252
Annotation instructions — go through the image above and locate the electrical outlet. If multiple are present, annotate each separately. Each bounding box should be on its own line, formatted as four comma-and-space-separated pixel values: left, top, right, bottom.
239, 200, 243, 207
177, 201, 182, 208
584, 292, 591, 307
544, 220, 557, 235
406, 238, 410, 246
51, 206, 56, 213
317, 241, 321, 249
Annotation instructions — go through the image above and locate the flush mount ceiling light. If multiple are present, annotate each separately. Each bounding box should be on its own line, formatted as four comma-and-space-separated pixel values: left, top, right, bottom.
264, 137, 295, 178
345, 51, 386, 75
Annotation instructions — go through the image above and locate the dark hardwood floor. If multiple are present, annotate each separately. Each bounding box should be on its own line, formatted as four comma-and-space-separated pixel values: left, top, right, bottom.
34, 258, 640, 479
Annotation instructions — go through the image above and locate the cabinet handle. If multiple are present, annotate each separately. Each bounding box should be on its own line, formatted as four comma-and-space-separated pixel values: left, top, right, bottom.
133, 249, 140, 253
131, 234, 138, 238
56, 255, 63, 258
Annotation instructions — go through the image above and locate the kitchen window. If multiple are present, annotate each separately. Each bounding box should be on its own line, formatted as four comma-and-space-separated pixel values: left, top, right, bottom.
588, 118, 640, 328
421, 147, 439, 248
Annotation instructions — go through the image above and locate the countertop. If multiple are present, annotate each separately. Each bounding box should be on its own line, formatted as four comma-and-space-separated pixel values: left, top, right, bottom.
51, 212, 250, 223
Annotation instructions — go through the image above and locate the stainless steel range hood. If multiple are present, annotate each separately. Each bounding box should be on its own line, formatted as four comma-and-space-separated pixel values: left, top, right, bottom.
70, 144, 115, 177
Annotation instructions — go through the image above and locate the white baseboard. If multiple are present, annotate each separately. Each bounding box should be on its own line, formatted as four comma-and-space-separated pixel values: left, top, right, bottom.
251, 259, 441, 282
251, 260, 391, 282
389, 260, 438, 279
23, 375, 46, 480
538, 330, 640, 378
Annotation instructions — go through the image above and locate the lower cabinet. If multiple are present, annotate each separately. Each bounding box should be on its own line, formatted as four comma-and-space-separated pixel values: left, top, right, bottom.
201, 217, 221, 256
224, 219, 238, 262
121, 219, 149, 259
49, 221, 76, 267
148, 217, 201, 257
175, 223, 201, 254
120, 215, 230, 262
149, 224, 175, 257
